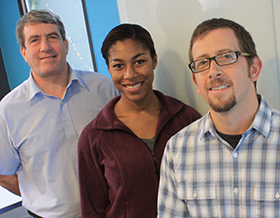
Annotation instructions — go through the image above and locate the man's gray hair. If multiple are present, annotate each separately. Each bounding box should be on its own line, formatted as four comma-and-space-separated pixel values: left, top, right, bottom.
16, 9, 66, 48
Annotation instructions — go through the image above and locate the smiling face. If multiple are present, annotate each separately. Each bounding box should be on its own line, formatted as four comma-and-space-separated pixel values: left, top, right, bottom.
191, 28, 260, 113
108, 39, 157, 104
20, 23, 69, 81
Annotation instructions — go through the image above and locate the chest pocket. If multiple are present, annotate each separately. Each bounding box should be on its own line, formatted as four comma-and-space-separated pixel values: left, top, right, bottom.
254, 184, 280, 218
177, 182, 218, 218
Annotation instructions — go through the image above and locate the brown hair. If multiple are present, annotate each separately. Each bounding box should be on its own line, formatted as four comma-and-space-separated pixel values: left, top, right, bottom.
189, 18, 257, 66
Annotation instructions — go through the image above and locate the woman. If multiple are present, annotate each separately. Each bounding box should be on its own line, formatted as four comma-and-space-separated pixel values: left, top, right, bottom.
78, 24, 201, 217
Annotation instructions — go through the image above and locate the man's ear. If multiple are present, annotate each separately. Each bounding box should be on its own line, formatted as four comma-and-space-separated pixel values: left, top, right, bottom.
20, 47, 28, 63
250, 56, 262, 82
192, 73, 201, 94
64, 39, 69, 55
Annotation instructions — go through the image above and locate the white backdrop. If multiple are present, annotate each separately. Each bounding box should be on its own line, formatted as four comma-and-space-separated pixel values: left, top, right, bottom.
117, 0, 280, 115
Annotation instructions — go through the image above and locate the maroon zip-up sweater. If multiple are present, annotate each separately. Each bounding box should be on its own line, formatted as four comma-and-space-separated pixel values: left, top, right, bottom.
78, 90, 201, 218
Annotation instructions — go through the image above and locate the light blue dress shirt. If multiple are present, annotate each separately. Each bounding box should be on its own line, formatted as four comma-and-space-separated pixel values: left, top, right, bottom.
0, 64, 119, 218
158, 96, 280, 218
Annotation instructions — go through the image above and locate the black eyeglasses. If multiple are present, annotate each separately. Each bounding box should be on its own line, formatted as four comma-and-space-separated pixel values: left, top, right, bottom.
188, 51, 250, 73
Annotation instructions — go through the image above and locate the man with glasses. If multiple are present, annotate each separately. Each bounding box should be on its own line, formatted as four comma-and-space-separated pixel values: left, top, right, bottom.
158, 18, 280, 217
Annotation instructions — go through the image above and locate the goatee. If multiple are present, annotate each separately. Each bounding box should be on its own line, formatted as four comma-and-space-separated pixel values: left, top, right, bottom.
210, 95, 236, 112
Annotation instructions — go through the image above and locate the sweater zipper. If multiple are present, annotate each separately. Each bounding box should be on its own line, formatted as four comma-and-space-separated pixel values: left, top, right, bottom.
151, 151, 159, 180
139, 136, 159, 180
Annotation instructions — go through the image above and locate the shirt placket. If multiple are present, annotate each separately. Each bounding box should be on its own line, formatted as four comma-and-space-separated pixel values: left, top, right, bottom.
232, 149, 242, 217
60, 99, 78, 148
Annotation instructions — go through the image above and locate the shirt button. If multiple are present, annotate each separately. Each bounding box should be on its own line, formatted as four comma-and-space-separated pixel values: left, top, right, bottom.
234, 188, 238, 195
72, 143, 76, 147
275, 192, 280, 199
193, 191, 198, 198
233, 153, 238, 158
66, 122, 70, 126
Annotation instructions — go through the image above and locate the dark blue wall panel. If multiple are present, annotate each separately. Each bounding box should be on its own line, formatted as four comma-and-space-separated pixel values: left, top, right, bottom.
83, 0, 120, 77
0, 1, 30, 89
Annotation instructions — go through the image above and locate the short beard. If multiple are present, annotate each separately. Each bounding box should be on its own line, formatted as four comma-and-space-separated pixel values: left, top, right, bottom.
209, 95, 236, 113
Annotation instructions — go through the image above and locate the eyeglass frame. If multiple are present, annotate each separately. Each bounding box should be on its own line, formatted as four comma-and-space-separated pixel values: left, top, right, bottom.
188, 51, 251, 73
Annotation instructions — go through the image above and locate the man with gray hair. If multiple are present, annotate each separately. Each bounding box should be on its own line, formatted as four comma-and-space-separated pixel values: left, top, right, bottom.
0, 9, 118, 217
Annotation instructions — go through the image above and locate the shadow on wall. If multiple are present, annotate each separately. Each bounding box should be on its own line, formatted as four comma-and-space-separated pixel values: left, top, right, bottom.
257, 57, 280, 111
154, 49, 207, 113
152, 0, 212, 115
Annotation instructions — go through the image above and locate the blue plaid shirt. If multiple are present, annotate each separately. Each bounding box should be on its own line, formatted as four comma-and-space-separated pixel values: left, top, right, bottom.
158, 95, 280, 218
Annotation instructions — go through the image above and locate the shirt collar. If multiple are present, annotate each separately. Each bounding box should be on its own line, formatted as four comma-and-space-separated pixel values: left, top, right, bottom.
25, 63, 86, 101
200, 95, 272, 139
67, 64, 86, 89
250, 95, 272, 137
199, 112, 214, 140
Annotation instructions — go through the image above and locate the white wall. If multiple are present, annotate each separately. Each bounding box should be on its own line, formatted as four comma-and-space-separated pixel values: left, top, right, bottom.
117, 0, 280, 115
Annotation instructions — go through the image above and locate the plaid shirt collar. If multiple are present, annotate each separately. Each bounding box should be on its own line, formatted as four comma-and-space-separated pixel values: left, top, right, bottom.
200, 95, 272, 141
